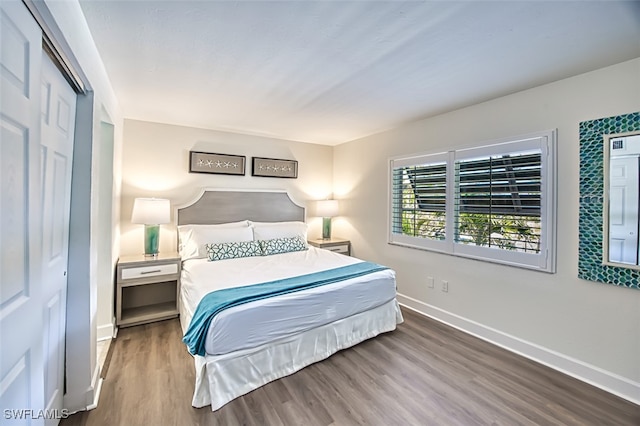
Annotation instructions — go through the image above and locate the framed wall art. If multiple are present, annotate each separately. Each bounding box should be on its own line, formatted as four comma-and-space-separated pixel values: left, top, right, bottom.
252, 157, 298, 178
189, 151, 246, 176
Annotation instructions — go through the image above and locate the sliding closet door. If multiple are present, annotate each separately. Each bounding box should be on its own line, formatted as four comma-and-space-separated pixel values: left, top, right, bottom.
1, 1, 77, 424
0, 0, 46, 420
40, 49, 77, 423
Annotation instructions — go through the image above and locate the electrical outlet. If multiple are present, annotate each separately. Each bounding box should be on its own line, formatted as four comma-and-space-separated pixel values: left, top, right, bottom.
442, 280, 449, 292
427, 276, 434, 288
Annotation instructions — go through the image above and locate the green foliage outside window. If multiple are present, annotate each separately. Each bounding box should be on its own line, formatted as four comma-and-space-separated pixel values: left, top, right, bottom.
399, 185, 540, 253
400, 211, 540, 253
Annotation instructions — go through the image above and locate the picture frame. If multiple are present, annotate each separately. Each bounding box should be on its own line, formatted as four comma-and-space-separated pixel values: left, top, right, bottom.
189, 151, 246, 176
252, 157, 298, 178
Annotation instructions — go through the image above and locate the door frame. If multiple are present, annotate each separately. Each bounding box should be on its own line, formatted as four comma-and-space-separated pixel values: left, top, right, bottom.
22, 0, 108, 414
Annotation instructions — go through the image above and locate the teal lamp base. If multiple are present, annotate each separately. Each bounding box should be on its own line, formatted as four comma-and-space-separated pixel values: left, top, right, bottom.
322, 217, 332, 240
144, 224, 160, 257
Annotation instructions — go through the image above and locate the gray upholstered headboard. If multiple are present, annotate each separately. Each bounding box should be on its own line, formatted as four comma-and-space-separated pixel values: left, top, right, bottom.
176, 189, 305, 226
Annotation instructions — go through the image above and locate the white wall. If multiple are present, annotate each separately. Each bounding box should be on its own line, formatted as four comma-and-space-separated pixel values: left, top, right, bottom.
333, 58, 640, 402
96, 119, 116, 340
43, 0, 123, 412
120, 119, 334, 256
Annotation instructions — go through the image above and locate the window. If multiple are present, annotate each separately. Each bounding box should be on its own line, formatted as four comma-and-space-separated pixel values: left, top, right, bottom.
389, 130, 556, 272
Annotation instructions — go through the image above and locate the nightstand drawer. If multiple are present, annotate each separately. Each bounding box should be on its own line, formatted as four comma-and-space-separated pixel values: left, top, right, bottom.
325, 244, 349, 253
307, 238, 351, 256
121, 263, 178, 280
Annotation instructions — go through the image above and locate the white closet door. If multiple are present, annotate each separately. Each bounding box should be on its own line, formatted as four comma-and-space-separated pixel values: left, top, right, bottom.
40, 50, 76, 424
1, 1, 77, 424
0, 0, 46, 423
608, 156, 640, 264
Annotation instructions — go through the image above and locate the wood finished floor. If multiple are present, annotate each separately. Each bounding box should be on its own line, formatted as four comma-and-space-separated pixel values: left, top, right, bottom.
62, 308, 639, 426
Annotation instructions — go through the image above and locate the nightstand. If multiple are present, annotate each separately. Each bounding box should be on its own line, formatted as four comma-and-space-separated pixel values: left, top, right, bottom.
116, 252, 181, 328
307, 238, 351, 256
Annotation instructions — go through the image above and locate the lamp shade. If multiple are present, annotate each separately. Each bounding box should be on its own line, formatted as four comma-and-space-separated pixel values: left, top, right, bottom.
316, 199, 339, 217
131, 198, 170, 224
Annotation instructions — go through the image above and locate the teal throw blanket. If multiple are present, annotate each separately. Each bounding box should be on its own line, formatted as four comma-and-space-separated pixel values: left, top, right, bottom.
183, 261, 389, 356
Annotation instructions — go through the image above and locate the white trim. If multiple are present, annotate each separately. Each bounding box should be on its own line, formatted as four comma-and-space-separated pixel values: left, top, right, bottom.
22, 0, 89, 93
453, 242, 548, 271
69, 377, 104, 415
397, 293, 640, 406
67, 364, 103, 415
454, 135, 545, 160
89, 363, 100, 403
390, 151, 449, 169
86, 377, 103, 411
96, 321, 115, 341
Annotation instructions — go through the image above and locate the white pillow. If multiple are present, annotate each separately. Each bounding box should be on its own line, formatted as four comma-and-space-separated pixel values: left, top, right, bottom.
250, 221, 308, 242
179, 222, 252, 260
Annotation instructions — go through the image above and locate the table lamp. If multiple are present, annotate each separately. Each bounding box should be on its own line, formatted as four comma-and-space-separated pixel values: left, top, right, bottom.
316, 199, 339, 240
131, 198, 170, 257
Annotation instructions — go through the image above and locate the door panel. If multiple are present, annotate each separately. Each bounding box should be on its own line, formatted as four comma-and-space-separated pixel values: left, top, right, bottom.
0, 121, 28, 306
44, 294, 61, 405
0, 1, 45, 424
40, 48, 76, 423
0, 355, 31, 420
49, 154, 68, 259
1, 5, 30, 97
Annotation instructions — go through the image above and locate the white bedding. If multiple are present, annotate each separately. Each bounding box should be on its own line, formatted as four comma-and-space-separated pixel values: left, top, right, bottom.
180, 246, 397, 356
192, 299, 401, 410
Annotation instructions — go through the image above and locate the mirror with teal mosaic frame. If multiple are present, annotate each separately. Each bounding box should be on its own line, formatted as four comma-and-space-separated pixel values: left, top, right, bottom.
604, 131, 640, 268
579, 111, 640, 289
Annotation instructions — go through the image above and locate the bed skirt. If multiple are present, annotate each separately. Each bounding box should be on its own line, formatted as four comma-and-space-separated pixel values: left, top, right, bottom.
189, 299, 404, 411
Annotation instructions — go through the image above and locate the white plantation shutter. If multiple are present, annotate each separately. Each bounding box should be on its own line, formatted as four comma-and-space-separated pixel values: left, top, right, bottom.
390, 153, 451, 252
454, 150, 542, 253
389, 130, 556, 272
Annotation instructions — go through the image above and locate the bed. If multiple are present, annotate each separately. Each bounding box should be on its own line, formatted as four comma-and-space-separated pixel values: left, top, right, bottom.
176, 189, 403, 411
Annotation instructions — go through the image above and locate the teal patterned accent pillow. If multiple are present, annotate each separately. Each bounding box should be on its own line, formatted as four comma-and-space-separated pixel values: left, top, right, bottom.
206, 240, 262, 261
259, 236, 308, 256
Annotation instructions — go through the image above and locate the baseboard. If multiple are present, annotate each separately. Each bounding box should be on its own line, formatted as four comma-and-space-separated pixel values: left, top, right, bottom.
397, 293, 640, 406
86, 378, 103, 411
97, 320, 115, 341
84, 361, 102, 410
65, 363, 102, 415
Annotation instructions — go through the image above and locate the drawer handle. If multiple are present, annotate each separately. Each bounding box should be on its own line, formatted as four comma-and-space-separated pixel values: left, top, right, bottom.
140, 269, 162, 275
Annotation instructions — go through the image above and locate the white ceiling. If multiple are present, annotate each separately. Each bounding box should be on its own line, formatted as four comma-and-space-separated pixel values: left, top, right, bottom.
79, 1, 640, 146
